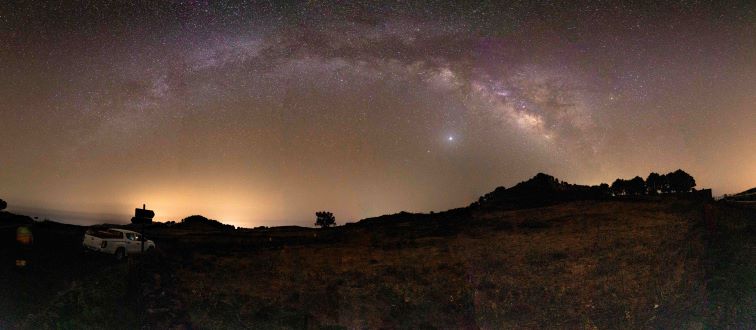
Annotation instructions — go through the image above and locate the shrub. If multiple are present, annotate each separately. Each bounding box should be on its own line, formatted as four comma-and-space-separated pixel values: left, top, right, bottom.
315, 211, 336, 228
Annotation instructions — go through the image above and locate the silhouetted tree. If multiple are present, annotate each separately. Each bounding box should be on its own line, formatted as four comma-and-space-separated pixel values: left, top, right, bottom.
0, 199, 6, 211
626, 176, 646, 195
611, 179, 627, 195
477, 186, 506, 205
659, 174, 672, 193
667, 169, 696, 192
646, 172, 662, 194
593, 183, 611, 197
315, 211, 336, 228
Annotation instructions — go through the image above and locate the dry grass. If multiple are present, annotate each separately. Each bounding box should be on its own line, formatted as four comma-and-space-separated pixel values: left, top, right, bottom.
170, 200, 712, 329
0, 199, 750, 328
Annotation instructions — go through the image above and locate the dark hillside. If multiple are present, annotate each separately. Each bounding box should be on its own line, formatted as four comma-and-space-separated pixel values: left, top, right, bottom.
735, 187, 756, 195
175, 215, 235, 231
150, 199, 751, 329
471, 173, 611, 210
726, 187, 756, 201
0, 195, 752, 328
0, 211, 33, 227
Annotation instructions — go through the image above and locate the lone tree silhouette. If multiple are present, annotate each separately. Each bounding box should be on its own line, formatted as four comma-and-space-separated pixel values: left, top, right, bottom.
0, 199, 6, 211
315, 211, 336, 228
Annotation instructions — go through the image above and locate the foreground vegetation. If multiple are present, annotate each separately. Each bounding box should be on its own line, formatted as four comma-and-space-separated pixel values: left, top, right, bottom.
162, 200, 711, 328
0, 198, 753, 328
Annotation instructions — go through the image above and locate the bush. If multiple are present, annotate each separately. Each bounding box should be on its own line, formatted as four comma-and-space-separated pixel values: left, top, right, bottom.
315, 211, 336, 228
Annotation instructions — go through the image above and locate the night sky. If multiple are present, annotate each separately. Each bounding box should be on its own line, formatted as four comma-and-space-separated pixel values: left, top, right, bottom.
1, 1, 754, 227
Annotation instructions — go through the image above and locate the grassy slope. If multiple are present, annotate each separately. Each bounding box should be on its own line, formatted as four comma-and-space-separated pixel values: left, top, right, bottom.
169, 200, 716, 329
702, 203, 756, 328
0, 199, 752, 329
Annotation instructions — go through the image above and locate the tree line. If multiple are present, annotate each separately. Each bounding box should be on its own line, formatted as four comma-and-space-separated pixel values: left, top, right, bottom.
610, 169, 696, 196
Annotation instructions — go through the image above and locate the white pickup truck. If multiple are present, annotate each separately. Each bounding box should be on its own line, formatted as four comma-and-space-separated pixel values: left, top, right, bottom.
82, 228, 155, 260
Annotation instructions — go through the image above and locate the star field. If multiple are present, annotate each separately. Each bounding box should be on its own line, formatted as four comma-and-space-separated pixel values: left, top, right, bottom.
1, 1, 754, 226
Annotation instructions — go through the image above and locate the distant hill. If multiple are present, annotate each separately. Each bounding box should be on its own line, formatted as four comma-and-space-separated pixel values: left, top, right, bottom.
0, 211, 34, 226
175, 215, 235, 231
472, 173, 611, 210
728, 187, 756, 201
353, 173, 610, 228
734, 187, 756, 195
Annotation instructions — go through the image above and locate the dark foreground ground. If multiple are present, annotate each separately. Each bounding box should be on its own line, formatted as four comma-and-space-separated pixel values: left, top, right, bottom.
0, 199, 753, 329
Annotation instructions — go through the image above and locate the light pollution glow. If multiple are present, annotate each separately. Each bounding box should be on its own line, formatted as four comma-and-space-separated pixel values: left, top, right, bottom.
1, 1, 754, 227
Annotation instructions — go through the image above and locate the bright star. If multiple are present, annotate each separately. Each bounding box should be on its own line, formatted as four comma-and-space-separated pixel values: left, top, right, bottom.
448, 136, 454, 141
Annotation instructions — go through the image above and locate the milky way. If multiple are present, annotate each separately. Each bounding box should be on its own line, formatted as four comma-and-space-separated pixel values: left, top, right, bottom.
1, 1, 754, 226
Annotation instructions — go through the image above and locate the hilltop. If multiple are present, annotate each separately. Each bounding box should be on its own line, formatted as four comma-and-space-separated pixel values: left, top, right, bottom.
353, 172, 708, 229
471, 173, 611, 209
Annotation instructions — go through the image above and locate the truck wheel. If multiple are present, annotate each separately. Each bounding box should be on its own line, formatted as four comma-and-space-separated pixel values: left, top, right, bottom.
147, 246, 155, 253
115, 248, 126, 261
